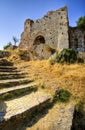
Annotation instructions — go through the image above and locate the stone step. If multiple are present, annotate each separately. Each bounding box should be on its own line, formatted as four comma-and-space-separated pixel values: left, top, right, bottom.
0, 91, 51, 130
26, 103, 75, 130
0, 72, 27, 76
0, 59, 13, 66
0, 82, 37, 100
0, 66, 17, 69
0, 68, 18, 72
0, 74, 25, 80
0, 78, 33, 89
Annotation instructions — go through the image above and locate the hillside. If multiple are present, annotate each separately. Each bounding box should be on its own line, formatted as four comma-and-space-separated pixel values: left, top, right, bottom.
0, 49, 85, 130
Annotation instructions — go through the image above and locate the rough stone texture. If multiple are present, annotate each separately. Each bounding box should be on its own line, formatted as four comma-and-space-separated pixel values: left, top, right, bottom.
4, 91, 51, 120
0, 91, 51, 130
26, 103, 75, 130
0, 78, 28, 84
19, 6, 69, 59
69, 27, 85, 52
0, 82, 36, 95
19, 6, 85, 60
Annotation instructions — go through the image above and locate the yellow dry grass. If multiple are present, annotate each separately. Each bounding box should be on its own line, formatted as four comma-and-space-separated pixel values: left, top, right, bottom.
12, 59, 85, 103
7, 51, 85, 130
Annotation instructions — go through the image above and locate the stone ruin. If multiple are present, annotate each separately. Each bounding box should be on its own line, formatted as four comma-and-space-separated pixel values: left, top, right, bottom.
19, 6, 85, 59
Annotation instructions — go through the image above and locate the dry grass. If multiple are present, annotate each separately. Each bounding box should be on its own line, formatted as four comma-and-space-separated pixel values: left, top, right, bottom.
12, 59, 85, 103
7, 49, 85, 101
7, 52, 85, 129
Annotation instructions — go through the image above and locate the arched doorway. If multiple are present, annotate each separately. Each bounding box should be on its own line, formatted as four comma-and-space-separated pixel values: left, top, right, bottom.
33, 35, 45, 45
32, 35, 46, 59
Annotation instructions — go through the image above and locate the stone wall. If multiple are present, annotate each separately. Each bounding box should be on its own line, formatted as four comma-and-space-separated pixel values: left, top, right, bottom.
69, 27, 85, 52
19, 6, 69, 59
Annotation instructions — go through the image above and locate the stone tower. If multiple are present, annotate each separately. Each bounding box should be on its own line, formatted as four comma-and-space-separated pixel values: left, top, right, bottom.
19, 6, 69, 59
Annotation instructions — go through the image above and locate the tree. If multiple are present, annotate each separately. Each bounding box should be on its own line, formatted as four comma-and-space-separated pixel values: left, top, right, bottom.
76, 16, 85, 31
13, 36, 18, 46
3, 42, 12, 49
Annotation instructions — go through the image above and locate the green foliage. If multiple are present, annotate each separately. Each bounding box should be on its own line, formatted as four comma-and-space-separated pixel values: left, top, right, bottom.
56, 48, 77, 63
53, 89, 71, 102
3, 42, 12, 50
76, 16, 85, 31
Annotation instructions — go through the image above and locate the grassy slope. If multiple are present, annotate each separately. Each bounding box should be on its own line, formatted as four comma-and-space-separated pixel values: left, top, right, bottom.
7, 49, 85, 129
8, 47, 84, 104
14, 60, 85, 102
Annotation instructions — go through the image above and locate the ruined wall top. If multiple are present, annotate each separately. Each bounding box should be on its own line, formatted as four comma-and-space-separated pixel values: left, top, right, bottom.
19, 6, 69, 59
24, 6, 68, 30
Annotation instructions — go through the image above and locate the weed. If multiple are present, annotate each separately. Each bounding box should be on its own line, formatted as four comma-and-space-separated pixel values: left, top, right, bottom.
53, 89, 71, 103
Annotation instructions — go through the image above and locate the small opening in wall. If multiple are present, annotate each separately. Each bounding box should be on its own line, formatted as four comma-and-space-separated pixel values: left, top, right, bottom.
34, 35, 45, 45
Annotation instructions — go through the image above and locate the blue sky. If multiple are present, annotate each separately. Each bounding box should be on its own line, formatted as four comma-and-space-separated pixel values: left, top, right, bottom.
0, 0, 85, 50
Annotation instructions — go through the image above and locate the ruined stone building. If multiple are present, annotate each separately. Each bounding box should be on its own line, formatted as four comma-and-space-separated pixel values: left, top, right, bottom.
19, 6, 85, 59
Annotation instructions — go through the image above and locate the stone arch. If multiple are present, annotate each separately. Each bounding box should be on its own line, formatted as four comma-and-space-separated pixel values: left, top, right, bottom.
33, 35, 45, 45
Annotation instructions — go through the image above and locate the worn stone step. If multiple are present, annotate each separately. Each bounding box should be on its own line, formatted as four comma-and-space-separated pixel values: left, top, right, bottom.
0, 78, 33, 89
0, 59, 13, 66
0, 74, 25, 80
0, 82, 37, 100
26, 103, 75, 130
0, 72, 27, 76
0, 91, 51, 130
0, 68, 18, 72
0, 66, 17, 69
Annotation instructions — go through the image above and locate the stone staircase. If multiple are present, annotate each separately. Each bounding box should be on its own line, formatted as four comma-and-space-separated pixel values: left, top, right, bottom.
0, 59, 51, 130
0, 59, 76, 130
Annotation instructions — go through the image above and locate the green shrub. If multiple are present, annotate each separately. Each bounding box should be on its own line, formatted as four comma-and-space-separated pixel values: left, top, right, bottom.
3, 43, 12, 50
56, 48, 77, 63
53, 89, 71, 102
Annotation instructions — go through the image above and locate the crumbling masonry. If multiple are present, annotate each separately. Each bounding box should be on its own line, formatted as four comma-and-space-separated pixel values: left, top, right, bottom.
19, 6, 85, 59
